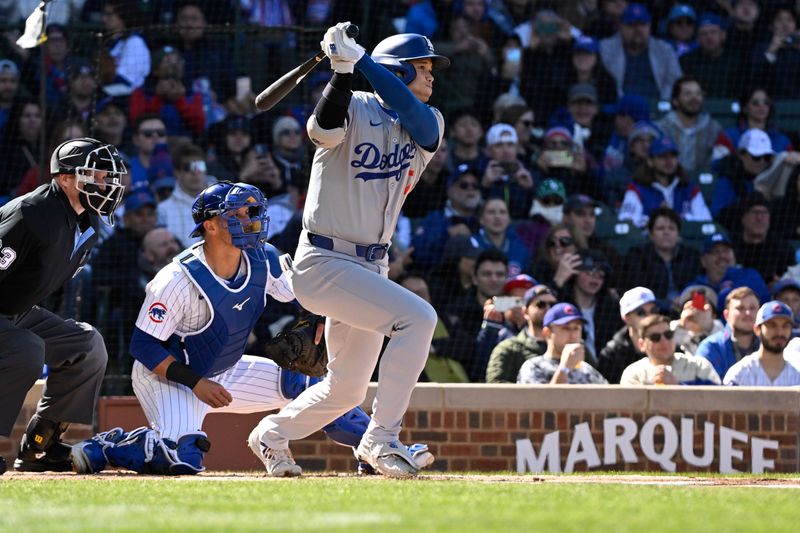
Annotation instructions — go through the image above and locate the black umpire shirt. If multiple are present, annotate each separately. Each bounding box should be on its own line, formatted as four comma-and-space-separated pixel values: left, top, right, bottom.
0, 180, 100, 316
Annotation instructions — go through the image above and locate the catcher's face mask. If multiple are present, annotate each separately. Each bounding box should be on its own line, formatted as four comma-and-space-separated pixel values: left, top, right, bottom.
221, 183, 270, 250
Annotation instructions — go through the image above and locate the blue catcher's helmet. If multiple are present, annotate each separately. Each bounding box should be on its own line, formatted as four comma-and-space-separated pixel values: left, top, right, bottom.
189, 181, 235, 238
371, 33, 450, 85
219, 183, 270, 250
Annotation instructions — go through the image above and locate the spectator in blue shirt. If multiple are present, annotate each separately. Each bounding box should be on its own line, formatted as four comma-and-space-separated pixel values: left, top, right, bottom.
473, 198, 531, 276
696, 286, 761, 379
412, 163, 482, 270
691, 232, 770, 304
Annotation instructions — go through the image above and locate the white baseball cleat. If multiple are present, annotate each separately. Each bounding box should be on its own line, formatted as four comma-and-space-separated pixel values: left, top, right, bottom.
355, 439, 420, 478
247, 428, 302, 478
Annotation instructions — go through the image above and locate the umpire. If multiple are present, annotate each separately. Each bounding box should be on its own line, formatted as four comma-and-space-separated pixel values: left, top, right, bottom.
0, 137, 127, 474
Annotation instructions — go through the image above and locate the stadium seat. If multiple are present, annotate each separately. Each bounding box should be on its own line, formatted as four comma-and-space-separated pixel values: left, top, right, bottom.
703, 98, 739, 129
681, 221, 728, 252
775, 100, 800, 135
598, 219, 647, 255
696, 172, 717, 206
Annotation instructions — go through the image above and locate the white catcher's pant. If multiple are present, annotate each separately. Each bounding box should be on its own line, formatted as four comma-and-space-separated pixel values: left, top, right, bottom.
257, 241, 437, 449
132, 356, 290, 440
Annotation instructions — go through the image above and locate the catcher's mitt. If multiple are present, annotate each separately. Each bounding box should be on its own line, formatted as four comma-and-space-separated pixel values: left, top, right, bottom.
264, 316, 327, 377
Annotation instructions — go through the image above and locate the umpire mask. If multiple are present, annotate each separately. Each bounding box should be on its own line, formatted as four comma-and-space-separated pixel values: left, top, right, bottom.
51, 138, 128, 225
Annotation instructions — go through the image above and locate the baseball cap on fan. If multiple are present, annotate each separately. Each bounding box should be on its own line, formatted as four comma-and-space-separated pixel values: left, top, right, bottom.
124, 187, 157, 212
503, 274, 537, 295
755, 300, 794, 327
619, 287, 657, 318
486, 123, 518, 146
622, 3, 652, 25
738, 129, 775, 157
544, 303, 587, 327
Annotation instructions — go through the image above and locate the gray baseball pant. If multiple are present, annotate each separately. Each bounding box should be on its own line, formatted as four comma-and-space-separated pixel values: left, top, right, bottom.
260, 243, 437, 448
0, 306, 108, 436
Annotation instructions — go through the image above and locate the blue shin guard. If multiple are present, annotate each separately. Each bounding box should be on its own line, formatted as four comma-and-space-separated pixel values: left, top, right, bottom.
70, 427, 127, 474
103, 427, 208, 475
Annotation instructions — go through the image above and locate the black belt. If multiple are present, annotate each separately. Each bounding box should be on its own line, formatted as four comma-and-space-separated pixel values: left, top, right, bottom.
307, 233, 389, 262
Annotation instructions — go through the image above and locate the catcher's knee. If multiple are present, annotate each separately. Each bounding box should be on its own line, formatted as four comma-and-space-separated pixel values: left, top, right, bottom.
323, 406, 369, 447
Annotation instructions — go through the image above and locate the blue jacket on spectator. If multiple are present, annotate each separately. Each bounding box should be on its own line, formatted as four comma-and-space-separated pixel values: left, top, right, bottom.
472, 228, 531, 276
689, 266, 770, 305
695, 324, 760, 380
412, 207, 479, 270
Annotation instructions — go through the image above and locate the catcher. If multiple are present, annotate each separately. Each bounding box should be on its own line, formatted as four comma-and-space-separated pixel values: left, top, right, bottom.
70, 181, 432, 476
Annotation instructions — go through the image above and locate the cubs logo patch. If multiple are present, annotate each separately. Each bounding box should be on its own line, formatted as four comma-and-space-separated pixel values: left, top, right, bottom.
148, 302, 168, 323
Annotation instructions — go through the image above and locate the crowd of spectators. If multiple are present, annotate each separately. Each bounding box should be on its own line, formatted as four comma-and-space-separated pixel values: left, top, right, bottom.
2, 0, 800, 391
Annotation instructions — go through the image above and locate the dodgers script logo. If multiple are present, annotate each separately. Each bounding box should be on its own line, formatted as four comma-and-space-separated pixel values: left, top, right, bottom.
148, 302, 168, 323
351, 142, 416, 181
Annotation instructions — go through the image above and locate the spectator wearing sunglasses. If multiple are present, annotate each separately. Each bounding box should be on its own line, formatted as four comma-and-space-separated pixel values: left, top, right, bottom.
156, 142, 214, 247
517, 302, 608, 385
412, 164, 482, 270
620, 314, 720, 385
713, 87, 793, 163
598, 286, 658, 384
528, 223, 579, 290
126, 115, 169, 187
671, 284, 724, 358
486, 284, 556, 383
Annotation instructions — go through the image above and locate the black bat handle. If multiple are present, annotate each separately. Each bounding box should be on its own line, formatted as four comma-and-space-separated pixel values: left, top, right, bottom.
345, 24, 359, 38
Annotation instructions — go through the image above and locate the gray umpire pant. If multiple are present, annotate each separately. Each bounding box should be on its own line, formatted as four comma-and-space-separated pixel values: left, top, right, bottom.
0, 306, 108, 436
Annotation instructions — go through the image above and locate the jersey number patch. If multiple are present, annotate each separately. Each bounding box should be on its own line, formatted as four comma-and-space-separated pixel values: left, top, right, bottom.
0, 240, 17, 270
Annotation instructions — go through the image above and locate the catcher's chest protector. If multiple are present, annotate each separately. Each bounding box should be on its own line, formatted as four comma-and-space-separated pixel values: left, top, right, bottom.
178, 248, 267, 376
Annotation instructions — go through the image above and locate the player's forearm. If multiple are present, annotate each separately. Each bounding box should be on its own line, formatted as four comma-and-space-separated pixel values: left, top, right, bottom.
355, 54, 438, 148
129, 326, 174, 371
314, 73, 353, 129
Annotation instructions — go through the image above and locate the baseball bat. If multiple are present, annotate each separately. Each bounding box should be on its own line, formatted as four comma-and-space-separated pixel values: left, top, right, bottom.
254, 24, 359, 112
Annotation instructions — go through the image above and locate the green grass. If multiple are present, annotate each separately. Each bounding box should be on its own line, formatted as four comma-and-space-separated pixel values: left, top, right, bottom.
1, 476, 799, 532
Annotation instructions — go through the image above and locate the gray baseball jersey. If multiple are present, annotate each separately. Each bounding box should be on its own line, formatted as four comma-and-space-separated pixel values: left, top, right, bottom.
303, 91, 445, 244
256, 90, 443, 453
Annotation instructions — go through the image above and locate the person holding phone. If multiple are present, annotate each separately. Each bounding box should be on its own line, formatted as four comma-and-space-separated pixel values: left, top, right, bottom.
671, 284, 724, 357
480, 123, 534, 219
620, 314, 720, 386
517, 303, 607, 385
486, 285, 556, 383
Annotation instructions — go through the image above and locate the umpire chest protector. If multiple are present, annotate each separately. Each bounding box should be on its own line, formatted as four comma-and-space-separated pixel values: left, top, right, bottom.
176, 247, 268, 376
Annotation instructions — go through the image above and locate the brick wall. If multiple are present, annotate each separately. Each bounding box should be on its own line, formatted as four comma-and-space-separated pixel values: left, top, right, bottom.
4, 384, 799, 473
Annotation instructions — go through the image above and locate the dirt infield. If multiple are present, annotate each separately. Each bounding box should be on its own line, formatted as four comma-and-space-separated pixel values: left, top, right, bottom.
3, 471, 800, 487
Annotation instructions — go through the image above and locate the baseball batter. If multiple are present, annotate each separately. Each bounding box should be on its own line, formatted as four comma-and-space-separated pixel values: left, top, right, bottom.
250, 26, 450, 477
70, 182, 418, 476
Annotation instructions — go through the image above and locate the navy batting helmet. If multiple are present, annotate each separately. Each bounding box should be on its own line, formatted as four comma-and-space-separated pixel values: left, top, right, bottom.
371, 33, 450, 85
189, 181, 235, 238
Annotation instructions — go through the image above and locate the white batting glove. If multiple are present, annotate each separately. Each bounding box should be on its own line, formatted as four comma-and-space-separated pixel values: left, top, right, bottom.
320, 21, 364, 74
